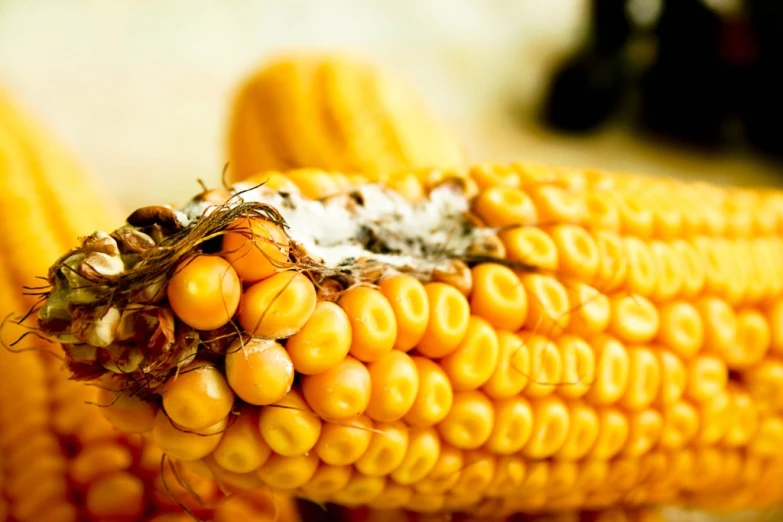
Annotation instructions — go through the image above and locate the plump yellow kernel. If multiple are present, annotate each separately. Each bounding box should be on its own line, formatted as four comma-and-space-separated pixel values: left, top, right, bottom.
355, 421, 409, 477
725, 308, 771, 369
685, 355, 728, 403
285, 300, 352, 375
469, 263, 527, 331
368, 482, 413, 510
557, 334, 596, 398
618, 347, 661, 410
607, 293, 659, 343
239, 271, 317, 338
212, 406, 271, 473
528, 184, 586, 224
585, 335, 629, 405
594, 231, 628, 291
589, 407, 629, 459
242, 171, 301, 194
332, 474, 387, 506
257, 452, 319, 489
694, 391, 731, 445
650, 241, 684, 301
473, 186, 538, 227
749, 416, 783, 456
451, 451, 496, 497
670, 239, 706, 298
521, 333, 562, 398
767, 300, 783, 354
724, 387, 759, 447
162, 363, 234, 430
366, 350, 420, 422
584, 190, 621, 231
521, 274, 570, 336
566, 282, 610, 339
485, 396, 533, 455
378, 273, 430, 351
623, 237, 658, 296
85, 471, 145, 522
616, 191, 654, 237
549, 224, 600, 280
300, 464, 354, 499
390, 426, 441, 485
555, 400, 599, 460
404, 356, 454, 427
655, 349, 687, 406
413, 444, 463, 495
622, 409, 664, 457
151, 411, 226, 461
225, 338, 294, 406
441, 316, 499, 392
167, 255, 242, 330
575, 459, 609, 493
221, 216, 289, 283
744, 359, 783, 414
380, 170, 425, 202
286, 169, 343, 199
314, 414, 373, 466
470, 164, 520, 190
485, 454, 526, 498
339, 286, 398, 362
522, 395, 570, 459
547, 459, 579, 498
416, 282, 471, 358
657, 301, 704, 359
482, 331, 529, 399
258, 389, 322, 456
498, 226, 558, 271
95, 383, 157, 434
302, 356, 371, 421
437, 390, 495, 450
68, 442, 134, 488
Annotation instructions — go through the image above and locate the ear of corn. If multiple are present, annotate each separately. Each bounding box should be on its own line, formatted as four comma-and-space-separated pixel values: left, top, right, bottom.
30, 161, 783, 520
0, 89, 301, 521
226, 53, 466, 182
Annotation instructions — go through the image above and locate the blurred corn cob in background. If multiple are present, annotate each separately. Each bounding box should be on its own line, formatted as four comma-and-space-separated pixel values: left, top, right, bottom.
226, 53, 466, 181
0, 89, 302, 521
26, 154, 783, 521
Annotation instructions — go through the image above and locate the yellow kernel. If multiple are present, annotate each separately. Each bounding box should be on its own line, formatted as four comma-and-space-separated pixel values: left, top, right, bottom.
441, 316, 499, 392
616, 192, 654, 237
724, 388, 759, 447
685, 355, 727, 403
498, 226, 558, 271
484, 396, 533, 455
95, 383, 157, 434
565, 282, 610, 339
238, 271, 317, 338
258, 389, 321, 456
355, 421, 409, 477
366, 350, 420, 422
557, 334, 596, 398
68, 443, 134, 488
657, 301, 704, 359
655, 349, 687, 406
585, 335, 629, 405
221, 216, 289, 283
414, 444, 463, 495
339, 286, 398, 362
378, 274, 430, 351
607, 293, 660, 344
416, 282, 471, 358
528, 185, 585, 224
300, 465, 353, 498
623, 237, 658, 296
521, 333, 562, 398
285, 300, 352, 375
473, 186, 537, 227
368, 482, 413, 510
555, 400, 599, 460
594, 230, 628, 292
151, 411, 226, 461
212, 407, 271, 473
469, 263, 527, 331
589, 407, 629, 460
257, 452, 319, 489
622, 409, 663, 457
225, 338, 294, 406
162, 363, 235, 430
167, 255, 242, 330
694, 391, 731, 445
481, 331, 529, 399
485, 455, 526, 498
584, 190, 621, 231
404, 356, 454, 427
469, 164, 520, 190
331, 474, 387, 506
549, 224, 600, 280
451, 451, 496, 497
85, 471, 144, 522
725, 308, 770, 369
286, 169, 343, 199
618, 347, 661, 410
744, 359, 783, 414
670, 239, 706, 298
314, 414, 373, 466
437, 390, 495, 450
302, 356, 371, 421
390, 426, 441, 485
521, 274, 570, 336
521, 395, 570, 459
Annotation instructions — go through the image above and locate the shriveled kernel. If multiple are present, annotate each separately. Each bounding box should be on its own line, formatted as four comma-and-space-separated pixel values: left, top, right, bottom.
390, 426, 441, 485
340, 286, 398, 362
469, 263, 527, 331
314, 414, 373, 466
416, 282, 471, 358
437, 390, 495, 450
685, 355, 728, 403
555, 400, 599, 460
239, 271, 317, 338
623, 237, 658, 296
585, 336, 629, 405
498, 226, 558, 271
566, 283, 610, 339
622, 409, 664, 457
366, 350, 420, 422
213, 407, 271, 473
482, 331, 529, 399
549, 224, 600, 280
589, 407, 629, 460
355, 421, 409, 477
441, 316, 499, 392
521, 395, 570, 459
618, 347, 661, 410
404, 356, 454, 427
162, 363, 234, 430
607, 294, 659, 344
167, 255, 241, 330
151, 411, 226, 461
258, 389, 322, 456
557, 334, 596, 398
285, 300, 352, 375
378, 274, 430, 351
302, 356, 371, 421
521, 333, 562, 397
485, 396, 533, 454
225, 338, 294, 406
257, 452, 319, 489
521, 274, 570, 336
472, 186, 537, 227
221, 216, 289, 283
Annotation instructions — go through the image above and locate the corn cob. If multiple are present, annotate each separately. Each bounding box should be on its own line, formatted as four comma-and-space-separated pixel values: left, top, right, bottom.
226, 53, 466, 182
26, 162, 783, 519
0, 90, 302, 521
